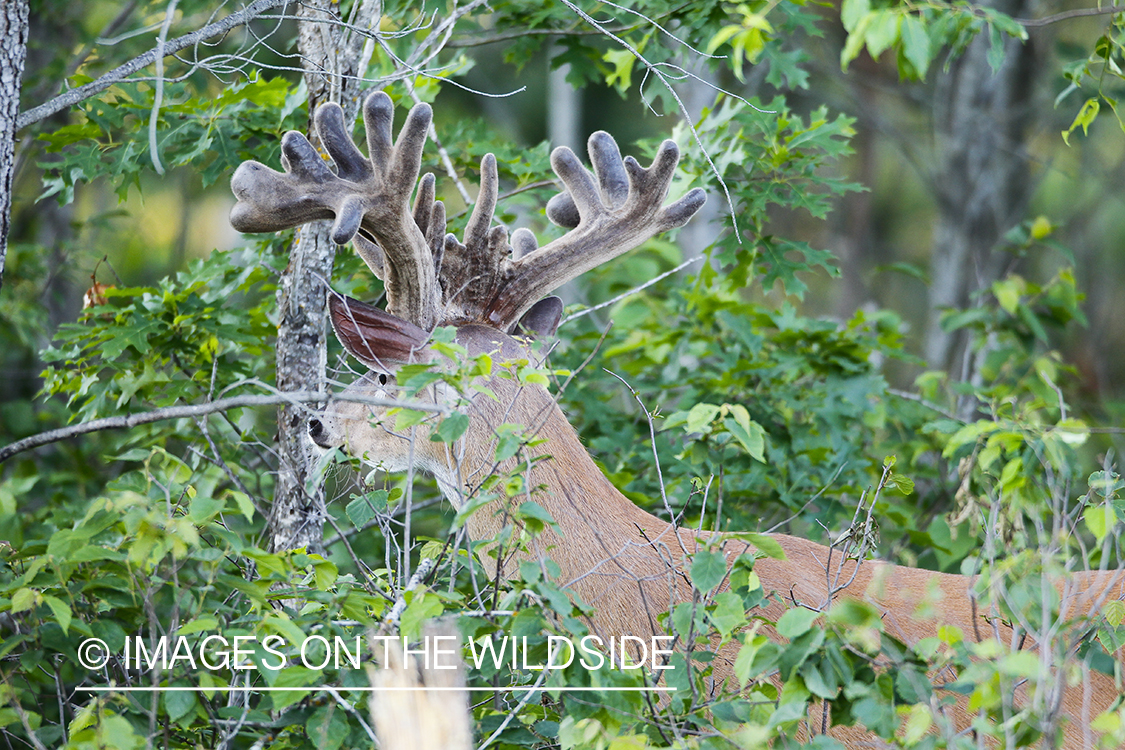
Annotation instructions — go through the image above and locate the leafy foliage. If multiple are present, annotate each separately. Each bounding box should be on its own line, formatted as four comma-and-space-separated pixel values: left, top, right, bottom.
838, 0, 1027, 80
40, 77, 305, 204
1058, 11, 1125, 142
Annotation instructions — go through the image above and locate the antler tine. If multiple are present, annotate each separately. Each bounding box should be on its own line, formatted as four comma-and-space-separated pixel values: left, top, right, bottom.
229, 92, 441, 330
463, 153, 499, 251
411, 171, 447, 279
483, 132, 706, 330
413, 172, 437, 238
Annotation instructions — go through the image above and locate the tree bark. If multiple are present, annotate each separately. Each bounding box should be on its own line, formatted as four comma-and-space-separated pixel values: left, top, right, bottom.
269, 0, 380, 554
0, 0, 29, 293
925, 0, 1037, 377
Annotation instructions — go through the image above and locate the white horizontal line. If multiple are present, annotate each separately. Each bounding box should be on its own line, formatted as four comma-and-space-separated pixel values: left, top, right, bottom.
77, 686, 676, 693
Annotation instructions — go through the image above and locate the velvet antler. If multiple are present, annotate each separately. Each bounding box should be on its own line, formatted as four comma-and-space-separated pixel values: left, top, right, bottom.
230, 92, 706, 335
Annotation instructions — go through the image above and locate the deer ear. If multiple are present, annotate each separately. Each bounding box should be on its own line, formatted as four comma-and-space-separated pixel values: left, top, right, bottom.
329, 294, 430, 368
510, 296, 563, 339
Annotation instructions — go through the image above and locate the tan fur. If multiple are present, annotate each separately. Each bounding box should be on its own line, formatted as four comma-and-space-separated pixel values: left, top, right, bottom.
317, 326, 1124, 748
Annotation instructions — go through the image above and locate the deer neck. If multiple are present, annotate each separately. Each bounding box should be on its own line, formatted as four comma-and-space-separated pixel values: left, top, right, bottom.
424, 383, 694, 624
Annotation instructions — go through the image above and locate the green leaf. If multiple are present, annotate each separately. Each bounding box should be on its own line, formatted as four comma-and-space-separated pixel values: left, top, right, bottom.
691, 549, 728, 594
346, 496, 377, 530
307, 705, 350, 750
43, 595, 72, 635
400, 590, 444, 640
865, 11, 900, 59
840, 0, 871, 32
517, 501, 558, 533
431, 412, 469, 443
1084, 504, 1115, 542
164, 690, 197, 725
723, 416, 766, 462
188, 493, 224, 523
177, 617, 219, 636
270, 666, 320, 710
853, 696, 896, 738
1063, 97, 1100, 144
984, 24, 1005, 73
228, 491, 256, 522
943, 420, 1001, 458
743, 532, 786, 560
11, 588, 34, 614
603, 48, 636, 92
1104, 600, 1125, 627
992, 277, 1022, 314
734, 632, 779, 686
841, 12, 873, 69
312, 558, 338, 590
886, 473, 915, 496
776, 607, 821, 639
686, 403, 721, 434
900, 15, 932, 78
495, 425, 524, 462
706, 24, 745, 55
1088, 471, 1124, 500
800, 659, 838, 699
709, 591, 748, 637
393, 407, 430, 432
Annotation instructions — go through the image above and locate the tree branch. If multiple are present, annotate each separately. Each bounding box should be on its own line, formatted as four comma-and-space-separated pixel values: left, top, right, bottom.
15, 0, 289, 131
1017, 4, 1125, 27
0, 390, 448, 464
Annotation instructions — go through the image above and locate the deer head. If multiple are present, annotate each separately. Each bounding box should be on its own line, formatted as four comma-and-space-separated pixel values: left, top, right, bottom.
230, 92, 706, 506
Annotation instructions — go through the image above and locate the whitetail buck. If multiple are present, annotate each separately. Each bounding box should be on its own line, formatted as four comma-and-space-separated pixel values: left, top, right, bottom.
230, 92, 1124, 748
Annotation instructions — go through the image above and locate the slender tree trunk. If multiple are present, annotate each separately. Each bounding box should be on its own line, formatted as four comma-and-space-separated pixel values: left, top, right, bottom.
269, 0, 380, 554
926, 0, 1036, 378
0, 0, 29, 293
547, 45, 581, 154
833, 57, 880, 318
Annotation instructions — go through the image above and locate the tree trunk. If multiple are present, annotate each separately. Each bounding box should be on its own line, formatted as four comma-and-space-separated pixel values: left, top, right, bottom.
269, 0, 379, 553
0, 0, 29, 293
925, 0, 1036, 378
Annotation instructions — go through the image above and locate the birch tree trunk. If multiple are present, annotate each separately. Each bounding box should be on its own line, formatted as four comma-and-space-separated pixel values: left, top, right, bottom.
0, 0, 29, 293
925, 0, 1036, 379
269, 0, 379, 553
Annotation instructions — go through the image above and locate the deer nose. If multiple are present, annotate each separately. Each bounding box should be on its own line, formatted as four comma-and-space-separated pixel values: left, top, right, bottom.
308, 417, 328, 447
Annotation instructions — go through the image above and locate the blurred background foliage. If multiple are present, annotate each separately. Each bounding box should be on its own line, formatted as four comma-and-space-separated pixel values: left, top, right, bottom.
2, 0, 1125, 747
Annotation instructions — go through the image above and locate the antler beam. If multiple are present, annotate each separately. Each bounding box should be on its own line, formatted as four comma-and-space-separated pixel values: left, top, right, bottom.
484, 133, 706, 330
230, 93, 441, 330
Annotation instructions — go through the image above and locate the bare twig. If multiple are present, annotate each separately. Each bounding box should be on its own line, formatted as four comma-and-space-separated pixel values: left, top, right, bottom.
1017, 4, 1125, 27
149, 0, 180, 175
16, 0, 290, 130
560, 254, 705, 327
323, 686, 379, 746
475, 666, 551, 750
603, 370, 691, 558
381, 557, 436, 632
0, 390, 449, 464
886, 388, 961, 422
443, 4, 692, 48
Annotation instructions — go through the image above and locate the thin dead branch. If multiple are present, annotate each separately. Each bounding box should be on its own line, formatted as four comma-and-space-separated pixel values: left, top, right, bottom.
0, 390, 449, 464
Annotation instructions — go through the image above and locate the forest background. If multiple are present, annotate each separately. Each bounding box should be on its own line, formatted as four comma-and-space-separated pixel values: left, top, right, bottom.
1, 0, 1125, 748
